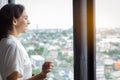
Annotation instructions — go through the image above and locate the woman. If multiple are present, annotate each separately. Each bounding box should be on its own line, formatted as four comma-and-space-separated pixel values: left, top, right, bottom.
0, 3, 54, 80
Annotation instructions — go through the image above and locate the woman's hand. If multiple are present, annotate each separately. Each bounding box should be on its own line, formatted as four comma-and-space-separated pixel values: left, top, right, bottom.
41, 61, 54, 77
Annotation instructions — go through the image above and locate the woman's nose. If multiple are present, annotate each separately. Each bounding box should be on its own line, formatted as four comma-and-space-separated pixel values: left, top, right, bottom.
28, 20, 30, 25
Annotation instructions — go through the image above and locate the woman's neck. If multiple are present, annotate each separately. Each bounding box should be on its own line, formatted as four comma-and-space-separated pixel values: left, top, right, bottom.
8, 30, 19, 38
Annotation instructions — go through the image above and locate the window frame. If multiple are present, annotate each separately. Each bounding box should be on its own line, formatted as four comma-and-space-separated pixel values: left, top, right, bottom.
73, 0, 95, 80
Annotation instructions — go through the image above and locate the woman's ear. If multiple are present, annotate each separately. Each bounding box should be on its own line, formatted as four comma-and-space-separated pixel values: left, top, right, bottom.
13, 18, 17, 26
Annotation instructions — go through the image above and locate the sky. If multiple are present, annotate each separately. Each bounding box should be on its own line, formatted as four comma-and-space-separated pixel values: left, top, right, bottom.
15, 0, 120, 29
15, 0, 73, 29
95, 0, 120, 28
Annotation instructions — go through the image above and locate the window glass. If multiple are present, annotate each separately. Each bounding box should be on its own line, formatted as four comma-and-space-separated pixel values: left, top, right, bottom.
95, 0, 120, 80
15, 0, 73, 80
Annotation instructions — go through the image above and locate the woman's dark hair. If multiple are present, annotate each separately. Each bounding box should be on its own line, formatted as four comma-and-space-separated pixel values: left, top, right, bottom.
0, 3, 25, 40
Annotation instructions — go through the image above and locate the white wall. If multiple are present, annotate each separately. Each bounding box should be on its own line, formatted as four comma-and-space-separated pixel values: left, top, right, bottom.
0, 0, 8, 8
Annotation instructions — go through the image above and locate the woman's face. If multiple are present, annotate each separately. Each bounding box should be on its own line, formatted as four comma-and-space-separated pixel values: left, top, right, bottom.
14, 10, 30, 34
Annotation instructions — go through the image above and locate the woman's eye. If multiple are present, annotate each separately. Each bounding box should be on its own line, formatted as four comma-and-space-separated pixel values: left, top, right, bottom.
25, 17, 28, 20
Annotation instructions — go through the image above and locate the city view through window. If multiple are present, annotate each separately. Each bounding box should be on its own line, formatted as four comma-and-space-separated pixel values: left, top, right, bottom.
16, 0, 73, 80
96, 0, 120, 80
15, 0, 120, 80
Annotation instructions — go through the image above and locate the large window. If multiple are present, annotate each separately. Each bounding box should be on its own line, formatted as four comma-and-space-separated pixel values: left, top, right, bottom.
95, 0, 120, 80
5, 0, 119, 80
15, 0, 73, 80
